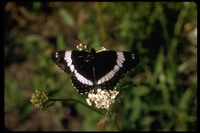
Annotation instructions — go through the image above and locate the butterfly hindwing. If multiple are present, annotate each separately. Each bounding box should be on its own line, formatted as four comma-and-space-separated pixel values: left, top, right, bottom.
71, 72, 94, 94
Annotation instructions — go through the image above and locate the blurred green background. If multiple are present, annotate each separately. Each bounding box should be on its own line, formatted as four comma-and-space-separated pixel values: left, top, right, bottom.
4, 2, 197, 131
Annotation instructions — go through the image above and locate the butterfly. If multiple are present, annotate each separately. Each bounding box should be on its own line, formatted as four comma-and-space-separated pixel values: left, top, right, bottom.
51, 46, 140, 94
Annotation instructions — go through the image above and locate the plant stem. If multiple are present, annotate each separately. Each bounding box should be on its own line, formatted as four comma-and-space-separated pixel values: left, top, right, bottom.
48, 98, 104, 116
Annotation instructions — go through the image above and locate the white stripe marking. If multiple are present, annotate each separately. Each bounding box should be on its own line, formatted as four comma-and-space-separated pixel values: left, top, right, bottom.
68, 60, 72, 66
74, 70, 93, 86
55, 52, 59, 58
64, 51, 75, 72
114, 65, 120, 72
117, 60, 122, 67
70, 65, 74, 72
132, 54, 135, 59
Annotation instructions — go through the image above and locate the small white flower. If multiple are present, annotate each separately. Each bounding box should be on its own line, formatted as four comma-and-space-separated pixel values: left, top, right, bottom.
97, 46, 107, 52
86, 98, 92, 106
76, 43, 88, 51
86, 88, 119, 109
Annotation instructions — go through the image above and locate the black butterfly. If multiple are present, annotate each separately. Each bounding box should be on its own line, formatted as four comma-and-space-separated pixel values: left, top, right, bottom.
51, 48, 140, 94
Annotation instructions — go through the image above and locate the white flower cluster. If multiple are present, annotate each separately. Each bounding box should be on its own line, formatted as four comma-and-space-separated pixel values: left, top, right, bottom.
76, 43, 88, 51
86, 88, 119, 109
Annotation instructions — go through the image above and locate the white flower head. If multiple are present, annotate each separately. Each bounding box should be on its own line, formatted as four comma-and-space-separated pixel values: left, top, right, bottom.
86, 88, 119, 109
76, 43, 88, 51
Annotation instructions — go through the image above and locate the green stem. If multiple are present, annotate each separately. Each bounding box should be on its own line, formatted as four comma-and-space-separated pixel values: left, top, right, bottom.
47, 98, 104, 116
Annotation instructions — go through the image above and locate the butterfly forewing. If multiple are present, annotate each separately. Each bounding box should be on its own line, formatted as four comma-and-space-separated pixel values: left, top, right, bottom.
51, 51, 73, 74
94, 51, 118, 80
70, 50, 96, 94
70, 50, 95, 82
95, 51, 140, 90
51, 50, 95, 94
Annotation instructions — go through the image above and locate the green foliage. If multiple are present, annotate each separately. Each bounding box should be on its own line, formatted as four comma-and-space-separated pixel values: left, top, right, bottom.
5, 2, 196, 131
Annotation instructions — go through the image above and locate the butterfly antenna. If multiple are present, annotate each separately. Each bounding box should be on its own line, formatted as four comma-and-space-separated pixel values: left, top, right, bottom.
100, 39, 108, 46
93, 39, 109, 49
74, 36, 83, 44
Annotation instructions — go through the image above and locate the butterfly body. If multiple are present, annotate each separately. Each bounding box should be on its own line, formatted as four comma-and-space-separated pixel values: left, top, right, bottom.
51, 48, 140, 94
